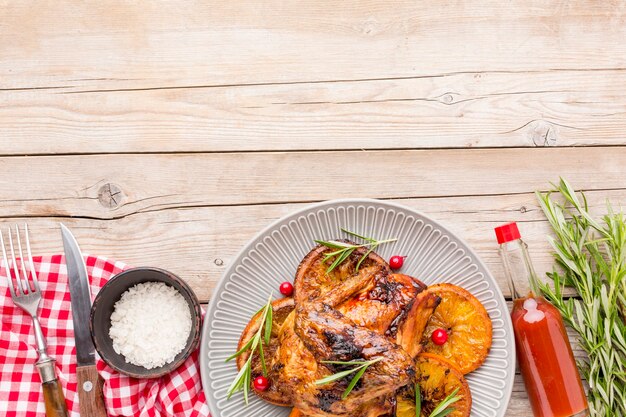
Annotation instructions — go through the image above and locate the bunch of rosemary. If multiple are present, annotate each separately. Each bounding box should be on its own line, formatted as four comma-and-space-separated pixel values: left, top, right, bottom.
536, 178, 626, 416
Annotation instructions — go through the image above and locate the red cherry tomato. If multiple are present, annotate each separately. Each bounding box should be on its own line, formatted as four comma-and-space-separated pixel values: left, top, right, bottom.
431, 328, 448, 345
389, 255, 405, 270
253, 375, 270, 391
279, 281, 294, 296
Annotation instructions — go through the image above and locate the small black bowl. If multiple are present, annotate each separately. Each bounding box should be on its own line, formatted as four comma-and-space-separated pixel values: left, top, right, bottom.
90, 267, 202, 378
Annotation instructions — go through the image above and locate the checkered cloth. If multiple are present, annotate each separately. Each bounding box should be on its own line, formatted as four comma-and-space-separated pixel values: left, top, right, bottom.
0, 255, 210, 417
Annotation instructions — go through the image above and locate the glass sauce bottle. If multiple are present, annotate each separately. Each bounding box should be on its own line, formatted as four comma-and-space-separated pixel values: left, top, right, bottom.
495, 222, 588, 417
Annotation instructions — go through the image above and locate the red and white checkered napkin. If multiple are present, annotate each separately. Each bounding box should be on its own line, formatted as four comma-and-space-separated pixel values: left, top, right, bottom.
0, 255, 210, 417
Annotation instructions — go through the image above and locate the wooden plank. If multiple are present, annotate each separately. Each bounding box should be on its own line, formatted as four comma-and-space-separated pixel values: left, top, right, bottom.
5, 189, 622, 302
507, 375, 534, 417
2, 70, 626, 154
2, 1, 626, 90
0, 147, 622, 220
0, 147, 622, 300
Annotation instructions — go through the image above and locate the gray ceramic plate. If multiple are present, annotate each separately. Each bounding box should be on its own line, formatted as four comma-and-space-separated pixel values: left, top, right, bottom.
200, 199, 515, 417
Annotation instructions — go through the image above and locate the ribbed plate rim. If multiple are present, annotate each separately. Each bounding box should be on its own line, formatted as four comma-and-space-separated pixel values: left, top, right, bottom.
200, 198, 515, 417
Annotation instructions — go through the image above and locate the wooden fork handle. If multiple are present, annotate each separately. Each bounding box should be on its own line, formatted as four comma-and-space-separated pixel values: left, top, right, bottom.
42, 379, 69, 417
76, 364, 108, 417
36, 359, 69, 417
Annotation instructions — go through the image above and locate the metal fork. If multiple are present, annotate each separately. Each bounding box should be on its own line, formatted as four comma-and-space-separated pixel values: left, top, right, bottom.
1, 224, 68, 417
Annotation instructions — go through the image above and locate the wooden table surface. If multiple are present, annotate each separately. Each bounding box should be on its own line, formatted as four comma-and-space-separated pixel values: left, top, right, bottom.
2, 1, 625, 415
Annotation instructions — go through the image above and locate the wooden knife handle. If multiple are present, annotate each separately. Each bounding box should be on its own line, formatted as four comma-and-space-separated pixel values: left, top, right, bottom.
76, 365, 108, 417
36, 359, 69, 417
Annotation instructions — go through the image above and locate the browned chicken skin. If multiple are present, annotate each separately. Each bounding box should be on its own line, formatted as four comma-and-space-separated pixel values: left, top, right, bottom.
239, 242, 441, 417
292, 267, 416, 416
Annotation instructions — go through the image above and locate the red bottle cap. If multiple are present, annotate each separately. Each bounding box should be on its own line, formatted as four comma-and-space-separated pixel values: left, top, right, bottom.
495, 222, 521, 244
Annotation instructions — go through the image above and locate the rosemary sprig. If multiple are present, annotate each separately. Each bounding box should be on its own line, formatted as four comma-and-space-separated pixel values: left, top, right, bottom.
409, 384, 459, 417
315, 357, 383, 399
315, 228, 397, 273
225, 295, 273, 405
536, 178, 626, 417
428, 387, 460, 417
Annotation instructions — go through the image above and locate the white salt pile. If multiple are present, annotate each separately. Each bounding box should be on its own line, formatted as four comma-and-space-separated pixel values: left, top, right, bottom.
109, 281, 192, 369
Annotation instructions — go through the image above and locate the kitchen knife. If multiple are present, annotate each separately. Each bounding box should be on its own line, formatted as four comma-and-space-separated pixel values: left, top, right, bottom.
61, 224, 108, 417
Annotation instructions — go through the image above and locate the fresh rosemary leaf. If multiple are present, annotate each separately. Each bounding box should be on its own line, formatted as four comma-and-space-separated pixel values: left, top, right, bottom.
355, 247, 375, 271
323, 247, 348, 259
227, 358, 251, 399
319, 357, 384, 367
320, 359, 377, 365
225, 295, 274, 403
342, 364, 368, 400
225, 336, 255, 362
316, 229, 397, 274
415, 384, 421, 417
430, 409, 455, 417
428, 387, 460, 417
314, 240, 351, 250
327, 248, 355, 272
249, 325, 261, 352
258, 339, 267, 376
314, 367, 362, 385
264, 299, 273, 345
341, 227, 375, 242
315, 357, 383, 398
242, 360, 251, 405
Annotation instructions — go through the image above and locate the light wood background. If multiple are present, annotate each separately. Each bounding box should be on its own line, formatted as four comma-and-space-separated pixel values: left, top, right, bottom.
2, 1, 625, 415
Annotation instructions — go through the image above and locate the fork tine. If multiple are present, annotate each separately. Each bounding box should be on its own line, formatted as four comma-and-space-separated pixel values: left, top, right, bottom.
24, 224, 40, 293
8, 227, 25, 295
0, 230, 16, 298
15, 225, 32, 294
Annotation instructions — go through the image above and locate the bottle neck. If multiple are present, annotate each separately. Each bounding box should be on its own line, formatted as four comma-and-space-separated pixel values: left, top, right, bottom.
499, 238, 540, 299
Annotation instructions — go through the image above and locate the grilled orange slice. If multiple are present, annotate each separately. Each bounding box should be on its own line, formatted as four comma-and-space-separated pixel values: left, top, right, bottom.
237, 297, 295, 406
396, 353, 471, 417
395, 397, 416, 417
421, 283, 492, 374
288, 409, 304, 417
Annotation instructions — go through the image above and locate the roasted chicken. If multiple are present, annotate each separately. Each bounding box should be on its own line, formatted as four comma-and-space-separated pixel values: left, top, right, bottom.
237, 242, 441, 417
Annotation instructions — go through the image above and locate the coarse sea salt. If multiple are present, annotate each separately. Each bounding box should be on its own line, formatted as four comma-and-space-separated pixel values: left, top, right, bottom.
109, 281, 192, 369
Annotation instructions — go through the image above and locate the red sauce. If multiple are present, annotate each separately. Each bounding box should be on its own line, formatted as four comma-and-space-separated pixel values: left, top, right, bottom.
511, 295, 588, 417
